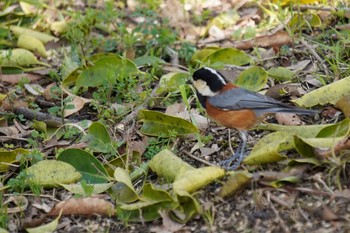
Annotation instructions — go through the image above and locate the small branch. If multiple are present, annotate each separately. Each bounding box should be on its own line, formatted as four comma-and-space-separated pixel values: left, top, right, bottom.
183, 151, 217, 167
292, 5, 350, 12
300, 38, 331, 77
13, 107, 62, 127
266, 191, 291, 233
119, 84, 159, 127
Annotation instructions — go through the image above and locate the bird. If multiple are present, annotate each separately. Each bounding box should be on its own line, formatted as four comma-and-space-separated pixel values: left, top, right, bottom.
189, 67, 318, 170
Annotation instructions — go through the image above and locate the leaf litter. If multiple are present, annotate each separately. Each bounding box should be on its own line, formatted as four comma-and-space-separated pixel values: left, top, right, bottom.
0, 0, 350, 232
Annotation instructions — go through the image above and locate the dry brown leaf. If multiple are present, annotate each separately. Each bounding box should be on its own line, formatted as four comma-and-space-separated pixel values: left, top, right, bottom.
48, 197, 115, 217
129, 140, 147, 155
150, 210, 185, 233
335, 95, 350, 118
165, 102, 209, 131
0, 126, 19, 136
43, 83, 58, 100
275, 113, 305, 126
321, 106, 341, 119
231, 31, 292, 50
322, 206, 339, 221
63, 95, 89, 117
315, 137, 350, 158
5, 196, 29, 214
1, 73, 43, 84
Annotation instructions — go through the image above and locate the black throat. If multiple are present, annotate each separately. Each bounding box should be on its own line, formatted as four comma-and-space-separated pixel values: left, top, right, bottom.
196, 91, 207, 109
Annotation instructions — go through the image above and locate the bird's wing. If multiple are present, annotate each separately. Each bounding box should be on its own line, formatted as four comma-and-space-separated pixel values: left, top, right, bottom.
208, 88, 316, 115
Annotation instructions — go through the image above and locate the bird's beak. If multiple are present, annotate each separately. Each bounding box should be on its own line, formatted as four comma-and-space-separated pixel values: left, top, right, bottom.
186, 80, 193, 85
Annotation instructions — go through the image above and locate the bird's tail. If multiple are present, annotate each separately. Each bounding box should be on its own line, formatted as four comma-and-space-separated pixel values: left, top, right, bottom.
274, 106, 319, 115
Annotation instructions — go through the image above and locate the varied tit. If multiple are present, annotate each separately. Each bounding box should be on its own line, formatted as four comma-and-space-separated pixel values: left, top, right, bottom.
189, 67, 317, 170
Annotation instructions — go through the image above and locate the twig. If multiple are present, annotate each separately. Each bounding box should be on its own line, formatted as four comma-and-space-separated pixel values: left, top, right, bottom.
269, 194, 291, 209
300, 38, 330, 77
119, 84, 159, 127
13, 107, 63, 127
292, 5, 350, 12
266, 191, 291, 233
183, 151, 217, 167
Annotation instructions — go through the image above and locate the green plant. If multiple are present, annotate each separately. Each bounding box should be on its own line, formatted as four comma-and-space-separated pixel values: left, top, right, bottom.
144, 132, 177, 159
0, 190, 8, 229
47, 85, 75, 123
27, 130, 46, 148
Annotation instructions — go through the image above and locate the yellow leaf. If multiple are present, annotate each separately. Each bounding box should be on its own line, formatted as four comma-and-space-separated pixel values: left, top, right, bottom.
17, 34, 47, 57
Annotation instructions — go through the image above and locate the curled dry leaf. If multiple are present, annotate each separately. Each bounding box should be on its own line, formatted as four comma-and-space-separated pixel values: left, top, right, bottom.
1, 73, 42, 84
165, 102, 209, 131
5, 196, 28, 214
231, 31, 292, 50
275, 113, 305, 126
48, 197, 115, 217
335, 95, 350, 118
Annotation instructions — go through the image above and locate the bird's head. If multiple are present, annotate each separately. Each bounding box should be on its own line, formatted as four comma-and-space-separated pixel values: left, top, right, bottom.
192, 67, 228, 97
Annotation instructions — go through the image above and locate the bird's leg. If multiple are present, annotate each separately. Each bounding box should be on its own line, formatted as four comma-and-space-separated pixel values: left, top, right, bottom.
219, 130, 248, 170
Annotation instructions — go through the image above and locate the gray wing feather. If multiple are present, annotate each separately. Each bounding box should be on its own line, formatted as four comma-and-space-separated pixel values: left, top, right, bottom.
208, 88, 316, 116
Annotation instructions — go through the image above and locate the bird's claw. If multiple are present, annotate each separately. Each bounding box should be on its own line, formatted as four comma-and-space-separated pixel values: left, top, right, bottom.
219, 151, 246, 170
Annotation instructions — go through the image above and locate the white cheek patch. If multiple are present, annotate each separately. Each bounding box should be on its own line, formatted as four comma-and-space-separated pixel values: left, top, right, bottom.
203, 67, 227, 85
193, 79, 217, 96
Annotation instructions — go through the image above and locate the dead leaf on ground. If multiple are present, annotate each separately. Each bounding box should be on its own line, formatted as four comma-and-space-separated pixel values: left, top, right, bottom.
1, 73, 43, 84
0, 126, 19, 136
48, 197, 115, 217
275, 113, 305, 126
5, 196, 28, 214
231, 31, 292, 50
165, 102, 209, 131
322, 206, 339, 221
335, 95, 350, 118
150, 210, 185, 233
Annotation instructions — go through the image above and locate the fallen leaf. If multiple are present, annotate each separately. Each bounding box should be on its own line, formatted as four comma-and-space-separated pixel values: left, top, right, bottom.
275, 113, 305, 126
231, 31, 292, 50
1, 73, 42, 84
48, 197, 115, 216
4, 196, 28, 214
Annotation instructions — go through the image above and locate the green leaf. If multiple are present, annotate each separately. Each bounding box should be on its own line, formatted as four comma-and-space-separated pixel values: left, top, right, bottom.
133, 56, 165, 67
138, 110, 199, 136
0, 49, 50, 67
308, 13, 322, 27
267, 67, 295, 81
118, 183, 177, 222
173, 166, 225, 194
26, 160, 82, 188
111, 168, 139, 203
256, 123, 328, 138
268, 176, 300, 188
295, 119, 350, 149
191, 47, 218, 64
171, 190, 201, 223
203, 48, 252, 66
76, 64, 116, 88
0, 148, 29, 172
75, 54, 139, 89
292, 76, 350, 107
32, 120, 47, 138
26, 211, 61, 233
234, 66, 268, 91
9, 25, 58, 43
82, 122, 112, 153
149, 149, 195, 182
57, 148, 109, 183
244, 131, 291, 165
157, 72, 189, 94
61, 182, 113, 196
219, 171, 253, 198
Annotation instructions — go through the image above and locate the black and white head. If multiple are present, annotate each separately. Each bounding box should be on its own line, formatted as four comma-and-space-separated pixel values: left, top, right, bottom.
192, 67, 228, 97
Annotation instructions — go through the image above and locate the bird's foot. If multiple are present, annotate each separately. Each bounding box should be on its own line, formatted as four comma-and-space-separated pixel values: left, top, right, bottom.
219, 151, 247, 170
